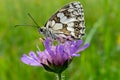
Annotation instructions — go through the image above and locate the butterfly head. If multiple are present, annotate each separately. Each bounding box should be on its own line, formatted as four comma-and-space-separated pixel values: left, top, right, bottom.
38, 27, 57, 40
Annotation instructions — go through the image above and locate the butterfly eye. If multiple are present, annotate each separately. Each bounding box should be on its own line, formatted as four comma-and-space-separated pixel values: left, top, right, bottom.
38, 28, 44, 33
40, 28, 43, 32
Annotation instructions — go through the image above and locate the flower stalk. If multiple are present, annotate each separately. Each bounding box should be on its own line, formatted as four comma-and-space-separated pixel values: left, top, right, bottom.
57, 73, 61, 80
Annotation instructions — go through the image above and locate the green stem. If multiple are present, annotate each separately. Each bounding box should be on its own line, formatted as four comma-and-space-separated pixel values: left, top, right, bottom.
58, 73, 62, 80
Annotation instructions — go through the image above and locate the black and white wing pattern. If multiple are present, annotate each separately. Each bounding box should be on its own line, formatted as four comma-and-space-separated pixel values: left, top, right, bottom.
40, 1, 85, 42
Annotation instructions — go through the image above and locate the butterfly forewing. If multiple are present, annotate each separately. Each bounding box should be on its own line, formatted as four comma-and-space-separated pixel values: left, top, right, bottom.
42, 1, 85, 42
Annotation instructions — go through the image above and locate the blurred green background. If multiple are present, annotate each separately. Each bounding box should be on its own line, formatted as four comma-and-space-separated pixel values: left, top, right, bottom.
0, 0, 120, 80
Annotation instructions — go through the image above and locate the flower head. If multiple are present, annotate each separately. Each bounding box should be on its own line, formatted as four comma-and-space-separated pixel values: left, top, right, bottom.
21, 38, 89, 74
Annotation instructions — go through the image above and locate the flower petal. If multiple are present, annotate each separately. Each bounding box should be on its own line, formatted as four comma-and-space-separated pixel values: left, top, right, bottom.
44, 38, 54, 57
72, 53, 80, 56
29, 51, 40, 62
57, 45, 67, 64
76, 43, 89, 53
70, 40, 83, 53
21, 54, 41, 66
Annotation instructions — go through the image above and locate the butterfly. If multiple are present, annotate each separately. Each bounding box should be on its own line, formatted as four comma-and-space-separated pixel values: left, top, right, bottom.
37, 1, 85, 43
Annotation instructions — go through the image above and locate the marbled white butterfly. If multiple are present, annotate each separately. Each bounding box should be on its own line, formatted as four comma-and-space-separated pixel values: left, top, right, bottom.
34, 1, 85, 43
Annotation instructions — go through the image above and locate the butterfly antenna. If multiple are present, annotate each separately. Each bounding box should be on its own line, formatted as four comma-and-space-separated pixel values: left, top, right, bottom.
28, 13, 40, 28
14, 24, 36, 27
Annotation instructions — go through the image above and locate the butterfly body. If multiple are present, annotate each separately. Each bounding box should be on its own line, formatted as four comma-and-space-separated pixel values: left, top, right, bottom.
39, 1, 85, 42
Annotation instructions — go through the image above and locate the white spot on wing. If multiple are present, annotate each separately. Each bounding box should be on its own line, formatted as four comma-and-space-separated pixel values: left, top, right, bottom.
67, 22, 74, 27
80, 29, 84, 33
53, 23, 63, 30
60, 16, 67, 22
73, 11, 78, 15
75, 5, 81, 8
61, 18, 77, 24
68, 9, 74, 12
57, 13, 64, 18
79, 22, 84, 27
80, 29, 85, 33
79, 35, 81, 38
67, 27, 74, 32
69, 4, 73, 8
70, 32, 75, 37
51, 20, 55, 27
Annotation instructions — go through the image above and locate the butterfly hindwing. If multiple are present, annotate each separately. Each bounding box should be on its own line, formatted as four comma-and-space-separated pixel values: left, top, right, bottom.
42, 1, 85, 42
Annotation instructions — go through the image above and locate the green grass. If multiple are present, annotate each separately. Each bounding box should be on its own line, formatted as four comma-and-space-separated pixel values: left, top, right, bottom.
0, 0, 120, 80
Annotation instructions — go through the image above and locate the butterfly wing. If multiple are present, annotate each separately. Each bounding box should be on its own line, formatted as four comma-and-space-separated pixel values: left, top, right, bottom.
44, 1, 85, 41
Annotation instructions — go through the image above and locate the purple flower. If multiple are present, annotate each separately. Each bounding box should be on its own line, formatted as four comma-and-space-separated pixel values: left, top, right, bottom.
21, 38, 89, 73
